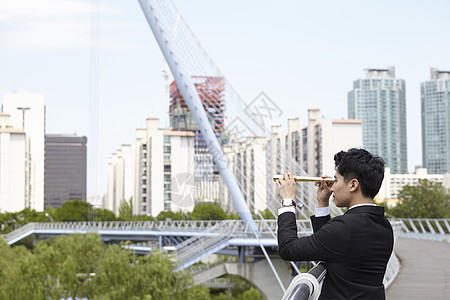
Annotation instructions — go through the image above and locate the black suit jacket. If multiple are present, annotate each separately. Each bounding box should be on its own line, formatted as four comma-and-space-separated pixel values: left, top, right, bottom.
278, 206, 394, 300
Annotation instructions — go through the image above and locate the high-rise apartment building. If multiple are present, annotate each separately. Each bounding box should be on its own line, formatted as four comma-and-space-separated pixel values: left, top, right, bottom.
421, 68, 450, 174
301, 109, 363, 177
348, 67, 407, 174
106, 144, 134, 215
44, 134, 87, 208
0, 113, 26, 212
133, 118, 195, 216
2, 93, 45, 211
223, 136, 268, 212
222, 112, 362, 214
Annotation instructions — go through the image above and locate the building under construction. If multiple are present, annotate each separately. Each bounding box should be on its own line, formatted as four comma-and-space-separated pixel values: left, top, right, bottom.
169, 76, 225, 150
169, 76, 225, 202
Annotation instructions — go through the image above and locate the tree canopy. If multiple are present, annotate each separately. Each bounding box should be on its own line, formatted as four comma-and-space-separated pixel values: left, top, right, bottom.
0, 234, 210, 299
0, 234, 263, 299
191, 203, 227, 220
0, 201, 264, 299
388, 179, 450, 218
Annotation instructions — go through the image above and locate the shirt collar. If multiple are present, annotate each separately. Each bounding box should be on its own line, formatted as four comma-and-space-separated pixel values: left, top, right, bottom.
349, 203, 377, 210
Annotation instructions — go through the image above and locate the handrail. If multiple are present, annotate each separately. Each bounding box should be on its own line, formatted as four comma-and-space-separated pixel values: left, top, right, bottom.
390, 218, 450, 242
1, 219, 314, 245
175, 221, 235, 268
282, 262, 326, 300
392, 218, 450, 235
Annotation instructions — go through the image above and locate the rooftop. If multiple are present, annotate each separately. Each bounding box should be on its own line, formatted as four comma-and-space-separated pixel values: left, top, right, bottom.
364, 66, 396, 79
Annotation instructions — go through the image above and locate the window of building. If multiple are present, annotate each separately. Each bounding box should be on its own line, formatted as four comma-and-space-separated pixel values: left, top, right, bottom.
164, 174, 171, 182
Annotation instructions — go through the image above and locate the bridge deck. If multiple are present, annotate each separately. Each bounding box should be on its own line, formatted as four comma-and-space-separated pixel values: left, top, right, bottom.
386, 238, 450, 299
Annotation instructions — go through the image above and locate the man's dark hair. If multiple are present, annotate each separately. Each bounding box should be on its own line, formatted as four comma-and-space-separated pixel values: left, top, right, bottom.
334, 148, 385, 199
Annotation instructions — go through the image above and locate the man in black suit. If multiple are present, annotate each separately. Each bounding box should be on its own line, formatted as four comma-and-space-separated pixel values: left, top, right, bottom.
277, 148, 394, 300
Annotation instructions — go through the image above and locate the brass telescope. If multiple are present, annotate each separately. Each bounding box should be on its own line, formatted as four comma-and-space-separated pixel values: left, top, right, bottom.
272, 175, 335, 183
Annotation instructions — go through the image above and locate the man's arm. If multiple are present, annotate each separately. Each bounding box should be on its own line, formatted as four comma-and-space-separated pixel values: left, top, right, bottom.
277, 212, 349, 262
277, 174, 341, 261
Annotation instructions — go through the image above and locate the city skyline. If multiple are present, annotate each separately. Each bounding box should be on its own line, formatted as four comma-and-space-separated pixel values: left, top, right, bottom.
1, 0, 449, 196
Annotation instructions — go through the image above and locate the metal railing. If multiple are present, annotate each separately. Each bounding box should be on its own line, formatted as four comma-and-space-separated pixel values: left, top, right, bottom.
392, 218, 450, 241
282, 262, 326, 300
383, 220, 403, 288
2, 219, 314, 245
4, 219, 448, 242
175, 221, 237, 270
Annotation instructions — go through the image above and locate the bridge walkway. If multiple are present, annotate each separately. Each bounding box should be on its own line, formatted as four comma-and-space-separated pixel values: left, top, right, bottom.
386, 238, 450, 299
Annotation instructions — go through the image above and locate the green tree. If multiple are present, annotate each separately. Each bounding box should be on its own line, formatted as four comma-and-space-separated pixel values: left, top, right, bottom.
156, 210, 188, 221
191, 203, 227, 220
92, 243, 209, 299
0, 208, 50, 234
55, 199, 91, 221
96, 208, 117, 221
237, 287, 263, 300
0, 234, 210, 299
0, 239, 37, 299
226, 212, 240, 220
33, 233, 103, 299
258, 208, 276, 219
389, 179, 450, 218
119, 198, 133, 220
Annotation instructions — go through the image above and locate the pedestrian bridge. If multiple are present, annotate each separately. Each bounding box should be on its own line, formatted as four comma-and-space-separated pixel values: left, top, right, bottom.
2, 218, 449, 299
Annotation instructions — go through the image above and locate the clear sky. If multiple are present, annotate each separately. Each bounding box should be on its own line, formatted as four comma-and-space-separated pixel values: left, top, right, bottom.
1, 0, 449, 196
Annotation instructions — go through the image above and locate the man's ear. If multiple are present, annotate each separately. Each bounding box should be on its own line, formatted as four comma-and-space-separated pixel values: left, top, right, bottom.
349, 179, 359, 192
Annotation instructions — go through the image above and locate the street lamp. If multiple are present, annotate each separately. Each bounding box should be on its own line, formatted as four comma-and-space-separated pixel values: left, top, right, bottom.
45, 213, 54, 222
16, 107, 30, 129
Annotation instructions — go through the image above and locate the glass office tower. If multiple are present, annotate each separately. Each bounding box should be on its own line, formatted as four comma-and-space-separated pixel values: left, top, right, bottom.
44, 134, 87, 208
348, 67, 407, 174
421, 68, 450, 174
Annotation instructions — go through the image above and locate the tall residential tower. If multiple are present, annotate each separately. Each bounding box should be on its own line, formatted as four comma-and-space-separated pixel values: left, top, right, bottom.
348, 67, 407, 174
421, 68, 450, 174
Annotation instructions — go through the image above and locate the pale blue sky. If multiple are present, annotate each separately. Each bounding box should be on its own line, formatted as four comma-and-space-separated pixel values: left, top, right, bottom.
1, 0, 449, 196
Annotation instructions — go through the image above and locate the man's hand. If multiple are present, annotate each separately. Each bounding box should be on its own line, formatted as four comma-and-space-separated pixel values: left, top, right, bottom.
276, 172, 296, 200
315, 176, 333, 207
